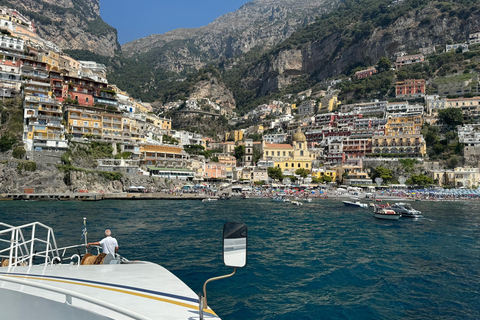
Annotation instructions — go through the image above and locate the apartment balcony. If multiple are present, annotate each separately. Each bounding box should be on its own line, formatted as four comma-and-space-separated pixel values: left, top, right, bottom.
24, 87, 48, 93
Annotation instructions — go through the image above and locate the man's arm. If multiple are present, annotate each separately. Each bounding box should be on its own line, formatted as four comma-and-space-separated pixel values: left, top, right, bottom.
115, 246, 119, 253
86, 241, 100, 248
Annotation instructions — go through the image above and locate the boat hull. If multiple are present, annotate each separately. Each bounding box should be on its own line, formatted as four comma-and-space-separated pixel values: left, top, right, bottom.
374, 213, 401, 220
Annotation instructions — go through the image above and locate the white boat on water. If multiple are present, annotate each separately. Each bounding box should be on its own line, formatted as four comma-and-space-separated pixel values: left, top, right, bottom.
0, 221, 248, 319
291, 200, 303, 206
373, 205, 401, 220
202, 198, 217, 202
303, 198, 312, 203
390, 203, 422, 218
342, 200, 368, 208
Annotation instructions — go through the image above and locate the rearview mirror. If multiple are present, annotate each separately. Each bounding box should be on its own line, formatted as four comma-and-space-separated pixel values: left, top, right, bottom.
223, 222, 247, 268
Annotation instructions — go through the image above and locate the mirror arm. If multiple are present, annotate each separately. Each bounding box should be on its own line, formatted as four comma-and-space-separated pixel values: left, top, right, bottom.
199, 268, 237, 318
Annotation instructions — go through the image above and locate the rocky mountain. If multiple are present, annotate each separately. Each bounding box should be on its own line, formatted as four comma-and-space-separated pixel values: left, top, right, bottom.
231, 0, 480, 99
121, 0, 338, 73
2, 0, 119, 57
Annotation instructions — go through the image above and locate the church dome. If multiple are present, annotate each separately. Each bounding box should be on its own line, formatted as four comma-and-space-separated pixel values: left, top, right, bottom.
292, 127, 306, 142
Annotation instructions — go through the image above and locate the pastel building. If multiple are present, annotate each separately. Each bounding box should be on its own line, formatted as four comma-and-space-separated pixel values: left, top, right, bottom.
262, 128, 315, 174
395, 79, 425, 99
204, 162, 227, 180
23, 95, 67, 152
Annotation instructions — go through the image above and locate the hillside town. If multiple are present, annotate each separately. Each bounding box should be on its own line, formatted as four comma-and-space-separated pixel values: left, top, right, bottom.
2, 6, 480, 190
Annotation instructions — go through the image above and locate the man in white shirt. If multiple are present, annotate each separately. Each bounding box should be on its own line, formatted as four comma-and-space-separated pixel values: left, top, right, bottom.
87, 229, 118, 255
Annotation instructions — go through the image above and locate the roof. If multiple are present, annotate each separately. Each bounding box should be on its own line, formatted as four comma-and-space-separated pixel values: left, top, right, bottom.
147, 165, 193, 172
264, 143, 293, 149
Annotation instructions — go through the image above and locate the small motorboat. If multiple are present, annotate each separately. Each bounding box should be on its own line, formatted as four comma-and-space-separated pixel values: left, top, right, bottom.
291, 200, 303, 206
272, 196, 287, 202
202, 198, 217, 202
390, 203, 422, 218
373, 204, 401, 220
343, 200, 368, 208
303, 198, 312, 203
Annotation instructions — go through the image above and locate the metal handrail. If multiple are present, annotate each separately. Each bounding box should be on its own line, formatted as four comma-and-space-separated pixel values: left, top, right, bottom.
0, 222, 61, 266
0, 275, 152, 320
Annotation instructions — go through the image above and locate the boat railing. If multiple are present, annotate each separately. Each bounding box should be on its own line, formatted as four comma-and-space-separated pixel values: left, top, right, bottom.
0, 275, 151, 320
0, 222, 64, 267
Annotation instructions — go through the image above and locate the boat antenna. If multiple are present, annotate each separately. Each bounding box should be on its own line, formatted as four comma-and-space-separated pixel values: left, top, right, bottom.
82, 217, 88, 253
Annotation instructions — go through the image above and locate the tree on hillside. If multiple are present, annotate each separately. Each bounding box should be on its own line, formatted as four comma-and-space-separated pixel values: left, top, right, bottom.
295, 168, 310, 179
438, 108, 463, 127
370, 166, 393, 183
268, 167, 284, 181
406, 174, 433, 187
234, 145, 245, 162
376, 57, 392, 73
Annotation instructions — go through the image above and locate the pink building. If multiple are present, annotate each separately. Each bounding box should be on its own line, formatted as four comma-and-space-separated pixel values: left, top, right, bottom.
355, 67, 377, 79
204, 162, 227, 180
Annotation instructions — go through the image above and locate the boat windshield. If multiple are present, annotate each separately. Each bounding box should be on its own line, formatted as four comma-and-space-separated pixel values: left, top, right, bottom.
403, 204, 413, 210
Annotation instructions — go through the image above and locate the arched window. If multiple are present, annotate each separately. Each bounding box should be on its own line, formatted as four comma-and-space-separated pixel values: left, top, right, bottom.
298, 163, 301, 168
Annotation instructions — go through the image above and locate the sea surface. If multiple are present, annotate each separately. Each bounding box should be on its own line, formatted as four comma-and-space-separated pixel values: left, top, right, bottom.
1, 198, 480, 320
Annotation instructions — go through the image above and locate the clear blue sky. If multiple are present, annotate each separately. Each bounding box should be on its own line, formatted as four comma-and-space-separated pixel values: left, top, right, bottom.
100, 0, 251, 45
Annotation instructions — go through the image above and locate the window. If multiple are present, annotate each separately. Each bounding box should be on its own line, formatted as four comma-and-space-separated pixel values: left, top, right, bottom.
277, 151, 280, 156
306, 164, 309, 168
298, 164, 301, 168
283, 151, 286, 156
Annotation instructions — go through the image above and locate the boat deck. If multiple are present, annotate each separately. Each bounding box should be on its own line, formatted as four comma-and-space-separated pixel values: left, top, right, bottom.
0, 262, 218, 320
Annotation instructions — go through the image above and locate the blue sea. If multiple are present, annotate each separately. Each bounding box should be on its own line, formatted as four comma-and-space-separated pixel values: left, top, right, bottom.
1, 199, 480, 320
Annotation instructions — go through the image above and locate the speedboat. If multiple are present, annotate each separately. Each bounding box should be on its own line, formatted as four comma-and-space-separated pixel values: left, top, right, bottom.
390, 203, 422, 218
342, 200, 368, 208
202, 198, 217, 202
0, 221, 248, 319
291, 200, 303, 206
373, 205, 401, 220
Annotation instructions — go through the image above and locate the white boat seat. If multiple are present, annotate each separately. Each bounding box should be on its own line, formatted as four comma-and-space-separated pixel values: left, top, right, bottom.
102, 253, 115, 264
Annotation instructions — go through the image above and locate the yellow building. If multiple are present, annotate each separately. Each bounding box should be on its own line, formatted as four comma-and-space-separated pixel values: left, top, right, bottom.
225, 130, 244, 142
319, 95, 341, 112
60, 54, 81, 74
372, 134, 426, 158
385, 114, 423, 136
216, 154, 236, 172
311, 168, 337, 181
333, 165, 371, 185
23, 95, 68, 151
140, 144, 190, 169
262, 128, 315, 174
430, 167, 480, 187
40, 51, 60, 71
133, 101, 152, 113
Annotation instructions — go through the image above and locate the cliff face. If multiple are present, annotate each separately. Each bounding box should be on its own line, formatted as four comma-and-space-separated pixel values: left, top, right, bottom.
189, 76, 236, 109
5, 0, 119, 57
121, 0, 337, 72
242, 3, 480, 95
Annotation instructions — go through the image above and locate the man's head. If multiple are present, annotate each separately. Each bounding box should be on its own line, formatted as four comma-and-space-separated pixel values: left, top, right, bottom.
105, 229, 112, 237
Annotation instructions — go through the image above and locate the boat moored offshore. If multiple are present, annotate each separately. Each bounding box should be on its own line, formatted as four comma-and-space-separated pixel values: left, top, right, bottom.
390, 203, 423, 218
